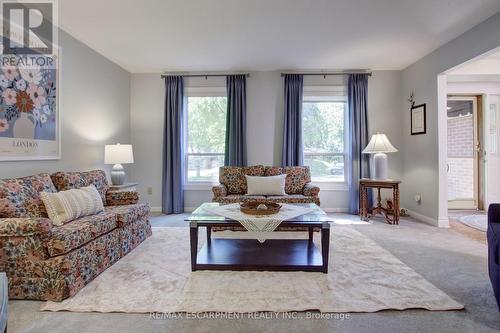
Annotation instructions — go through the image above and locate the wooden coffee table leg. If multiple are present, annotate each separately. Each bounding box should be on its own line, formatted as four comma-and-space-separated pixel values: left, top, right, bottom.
321, 222, 330, 273
308, 227, 313, 242
190, 221, 198, 271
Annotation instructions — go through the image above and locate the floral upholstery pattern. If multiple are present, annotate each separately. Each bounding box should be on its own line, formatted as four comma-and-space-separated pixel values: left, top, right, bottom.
8, 229, 122, 301
264, 166, 311, 194
46, 212, 117, 257
303, 183, 320, 197
106, 191, 139, 206
0, 173, 57, 218
265, 194, 320, 206
0, 217, 52, 237
211, 184, 227, 198
1, 170, 152, 301
51, 170, 110, 204
214, 195, 267, 204
219, 165, 265, 194
104, 203, 150, 227
119, 216, 152, 257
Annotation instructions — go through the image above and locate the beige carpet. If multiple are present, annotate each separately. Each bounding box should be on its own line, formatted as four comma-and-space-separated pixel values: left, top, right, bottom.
41, 227, 463, 313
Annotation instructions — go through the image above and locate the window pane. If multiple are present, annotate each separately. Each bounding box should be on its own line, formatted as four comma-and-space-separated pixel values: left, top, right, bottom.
304, 155, 344, 182
302, 101, 345, 154
187, 155, 224, 182
187, 97, 227, 154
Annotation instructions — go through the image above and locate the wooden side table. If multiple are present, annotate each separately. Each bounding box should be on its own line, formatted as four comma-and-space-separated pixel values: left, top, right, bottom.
359, 179, 401, 225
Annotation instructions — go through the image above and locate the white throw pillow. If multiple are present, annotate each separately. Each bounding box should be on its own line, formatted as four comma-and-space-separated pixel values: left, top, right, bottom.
40, 185, 104, 226
245, 174, 286, 196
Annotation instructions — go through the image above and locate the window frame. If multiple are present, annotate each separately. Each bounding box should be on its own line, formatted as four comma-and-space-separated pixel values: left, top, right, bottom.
183, 87, 227, 189
302, 86, 349, 189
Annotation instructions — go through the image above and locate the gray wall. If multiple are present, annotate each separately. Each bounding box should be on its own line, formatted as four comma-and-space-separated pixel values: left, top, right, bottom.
130, 70, 403, 211
401, 12, 500, 224
0, 30, 131, 179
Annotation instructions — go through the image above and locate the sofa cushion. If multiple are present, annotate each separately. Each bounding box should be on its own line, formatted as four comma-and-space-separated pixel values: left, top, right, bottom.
0, 173, 57, 218
265, 166, 311, 194
47, 211, 117, 257
104, 203, 150, 227
51, 170, 109, 204
215, 195, 267, 204
41, 185, 104, 226
219, 165, 265, 194
265, 195, 317, 204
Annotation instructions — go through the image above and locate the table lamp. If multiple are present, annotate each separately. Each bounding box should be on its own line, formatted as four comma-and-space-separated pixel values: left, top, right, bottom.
104, 143, 134, 185
362, 133, 398, 180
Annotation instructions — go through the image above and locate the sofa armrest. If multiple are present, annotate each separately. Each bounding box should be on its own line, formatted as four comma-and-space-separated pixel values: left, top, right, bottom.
212, 184, 228, 198
105, 191, 140, 206
0, 217, 52, 237
303, 184, 320, 197
489, 204, 500, 225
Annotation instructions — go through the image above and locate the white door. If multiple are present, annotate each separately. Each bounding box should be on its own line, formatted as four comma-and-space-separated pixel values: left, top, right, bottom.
487, 95, 500, 206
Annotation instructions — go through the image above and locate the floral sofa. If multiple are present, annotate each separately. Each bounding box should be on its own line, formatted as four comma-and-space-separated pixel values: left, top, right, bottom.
211, 165, 320, 232
212, 165, 320, 206
0, 170, 152, 301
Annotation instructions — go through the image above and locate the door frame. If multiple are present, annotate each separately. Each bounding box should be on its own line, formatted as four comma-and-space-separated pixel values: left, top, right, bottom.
447, 95, 483, 210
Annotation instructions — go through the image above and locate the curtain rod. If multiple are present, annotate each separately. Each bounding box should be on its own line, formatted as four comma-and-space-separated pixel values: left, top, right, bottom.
161, 73, 250, 79
280, 72, 372, 77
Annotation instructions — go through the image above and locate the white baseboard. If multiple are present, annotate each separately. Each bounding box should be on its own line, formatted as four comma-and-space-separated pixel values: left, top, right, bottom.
322, 207, 349, 213
406, 209, 439, 227
150, 206, 162, 212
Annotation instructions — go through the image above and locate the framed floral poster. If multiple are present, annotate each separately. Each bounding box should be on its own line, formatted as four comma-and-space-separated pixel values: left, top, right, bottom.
0, 53, 60, 160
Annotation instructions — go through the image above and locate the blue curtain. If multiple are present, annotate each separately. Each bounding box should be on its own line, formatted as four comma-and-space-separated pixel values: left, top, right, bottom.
282, 74, 304, 166
224, 75, 247, 166
348, 74, 372, 214
162, 76, 184, 214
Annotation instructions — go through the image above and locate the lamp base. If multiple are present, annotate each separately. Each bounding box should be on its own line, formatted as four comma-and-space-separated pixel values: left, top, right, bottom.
373, 153, 388, 180
111, 164, 126, 185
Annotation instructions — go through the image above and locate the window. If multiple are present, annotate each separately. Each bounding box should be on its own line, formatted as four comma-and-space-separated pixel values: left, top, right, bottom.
302, 94, 347, 182
184, 88, 227, 184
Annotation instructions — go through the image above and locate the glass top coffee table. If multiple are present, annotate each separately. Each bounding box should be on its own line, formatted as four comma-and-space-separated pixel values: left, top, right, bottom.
186, 203, 332, 273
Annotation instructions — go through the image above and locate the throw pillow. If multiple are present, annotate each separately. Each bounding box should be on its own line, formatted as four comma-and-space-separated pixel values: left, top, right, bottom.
40, 185, 104, 226
245, 175, 286, 196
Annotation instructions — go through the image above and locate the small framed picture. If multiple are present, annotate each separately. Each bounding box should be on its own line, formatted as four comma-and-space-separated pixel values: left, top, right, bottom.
411, 104, 426, 135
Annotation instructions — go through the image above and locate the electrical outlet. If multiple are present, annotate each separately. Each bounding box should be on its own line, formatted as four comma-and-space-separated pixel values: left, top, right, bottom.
414, 193, 421, 203
147, 187, 153, 195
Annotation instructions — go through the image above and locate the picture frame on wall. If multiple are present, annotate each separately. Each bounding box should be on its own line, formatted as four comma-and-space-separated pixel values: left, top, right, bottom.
411, 103, 426, 135
0, 50, 60, 161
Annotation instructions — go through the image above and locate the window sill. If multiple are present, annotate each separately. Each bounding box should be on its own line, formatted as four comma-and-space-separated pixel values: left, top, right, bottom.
311, 181, 348, 191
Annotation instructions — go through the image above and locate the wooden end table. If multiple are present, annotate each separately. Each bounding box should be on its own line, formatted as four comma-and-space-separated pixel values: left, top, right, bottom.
359, 179, 401, 225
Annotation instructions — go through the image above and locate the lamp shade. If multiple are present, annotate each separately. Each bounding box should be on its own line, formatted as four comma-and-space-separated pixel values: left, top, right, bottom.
104, 144, 134, 164
362, 133, 398, 154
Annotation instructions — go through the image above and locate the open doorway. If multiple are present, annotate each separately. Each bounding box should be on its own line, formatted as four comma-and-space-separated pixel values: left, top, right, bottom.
440, 49, 500, 239
446, 95, 483, 210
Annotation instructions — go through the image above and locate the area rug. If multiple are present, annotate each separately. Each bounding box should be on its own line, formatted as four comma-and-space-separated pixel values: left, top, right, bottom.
41, 227, 463, 313
458, 215, 487, 232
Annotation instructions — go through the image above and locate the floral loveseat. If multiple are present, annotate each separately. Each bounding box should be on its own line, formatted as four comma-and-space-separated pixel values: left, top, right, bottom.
0, 170, 151, 301
212, 165, 320, 206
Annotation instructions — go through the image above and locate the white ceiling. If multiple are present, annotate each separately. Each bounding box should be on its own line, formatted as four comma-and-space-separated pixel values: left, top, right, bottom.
59, 0, 500, 73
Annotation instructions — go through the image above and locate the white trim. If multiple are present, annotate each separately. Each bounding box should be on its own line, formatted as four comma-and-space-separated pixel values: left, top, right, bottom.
151, 206, 162, 212
312, 182, 348, 191
322, 207, 349, 213
184, 183, 216, 190
184, 207, 196, 212
406, 209, 441, 227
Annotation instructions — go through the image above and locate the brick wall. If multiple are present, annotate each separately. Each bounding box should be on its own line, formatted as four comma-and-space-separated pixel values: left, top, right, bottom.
447, 114, 473, 158
447, 114, 474, 200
